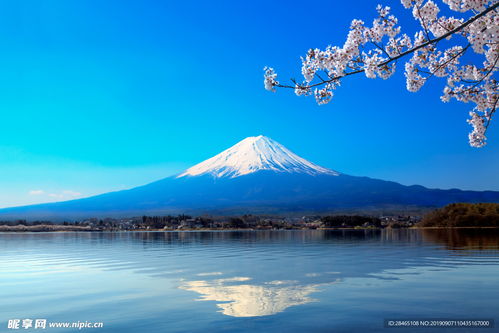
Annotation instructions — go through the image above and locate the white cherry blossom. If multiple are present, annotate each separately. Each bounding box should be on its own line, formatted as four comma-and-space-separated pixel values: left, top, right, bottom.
264, 0, 498, 147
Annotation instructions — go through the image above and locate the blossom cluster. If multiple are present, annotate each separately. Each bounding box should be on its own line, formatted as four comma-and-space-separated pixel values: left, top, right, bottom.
263, 67, 279, 92
264, 0, 498, 147
405, 0, 498, 147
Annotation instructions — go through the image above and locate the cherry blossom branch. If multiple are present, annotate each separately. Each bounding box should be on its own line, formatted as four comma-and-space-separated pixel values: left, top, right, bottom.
264, 0, 499, 147
275, 2, 498, 90
424, 44, 470, 80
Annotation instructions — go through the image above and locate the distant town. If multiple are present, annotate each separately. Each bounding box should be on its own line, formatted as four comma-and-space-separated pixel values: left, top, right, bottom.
0, 214, 421, 232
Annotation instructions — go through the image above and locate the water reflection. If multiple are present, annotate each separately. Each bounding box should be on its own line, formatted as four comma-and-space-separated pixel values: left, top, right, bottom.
1, 229, 499, 332
2, 228, 498, 250
420, 228, 499, 250
179, 276, 339, 317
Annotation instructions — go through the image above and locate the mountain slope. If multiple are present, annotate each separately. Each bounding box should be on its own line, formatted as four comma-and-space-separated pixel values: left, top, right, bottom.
0, 135, 498, 220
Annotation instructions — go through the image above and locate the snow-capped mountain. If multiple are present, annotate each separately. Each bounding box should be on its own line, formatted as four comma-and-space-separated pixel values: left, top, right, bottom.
1, 135, 498, 220
178, 135, 338, 178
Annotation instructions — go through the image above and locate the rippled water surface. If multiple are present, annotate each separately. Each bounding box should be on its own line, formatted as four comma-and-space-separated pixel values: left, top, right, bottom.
1, 229, 499, 332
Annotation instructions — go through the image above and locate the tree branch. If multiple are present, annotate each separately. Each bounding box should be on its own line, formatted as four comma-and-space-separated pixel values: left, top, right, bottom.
423, 44, 470, 81
277, 2, 499, 90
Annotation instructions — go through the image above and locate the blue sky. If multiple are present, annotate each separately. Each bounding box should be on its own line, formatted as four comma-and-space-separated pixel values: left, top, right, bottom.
0, 0, 498, 208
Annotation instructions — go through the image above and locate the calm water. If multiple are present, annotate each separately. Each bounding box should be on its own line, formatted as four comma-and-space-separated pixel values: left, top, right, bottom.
1, 229, 498, 332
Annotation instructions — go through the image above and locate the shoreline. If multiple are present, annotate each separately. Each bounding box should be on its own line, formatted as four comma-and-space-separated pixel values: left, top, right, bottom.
1, 225, 498, 233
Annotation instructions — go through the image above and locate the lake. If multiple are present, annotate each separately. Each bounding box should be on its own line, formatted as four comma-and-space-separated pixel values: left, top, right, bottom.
1, 229, 498, 332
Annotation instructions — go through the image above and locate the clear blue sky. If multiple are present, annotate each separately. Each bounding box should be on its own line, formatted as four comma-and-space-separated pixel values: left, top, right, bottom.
0, 0, 498, 208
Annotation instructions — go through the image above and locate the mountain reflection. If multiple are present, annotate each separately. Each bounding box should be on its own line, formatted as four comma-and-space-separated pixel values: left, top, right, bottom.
180, 276, 339, 317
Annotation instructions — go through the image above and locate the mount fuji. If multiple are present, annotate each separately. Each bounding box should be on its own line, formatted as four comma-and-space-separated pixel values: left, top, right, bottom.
1, 135, 498, 220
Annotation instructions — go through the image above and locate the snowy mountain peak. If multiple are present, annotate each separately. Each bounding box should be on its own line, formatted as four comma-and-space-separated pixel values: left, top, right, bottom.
177, 135, 339, 179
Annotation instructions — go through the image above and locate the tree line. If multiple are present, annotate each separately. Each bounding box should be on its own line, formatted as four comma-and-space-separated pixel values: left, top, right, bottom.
419, 203, 499, 227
